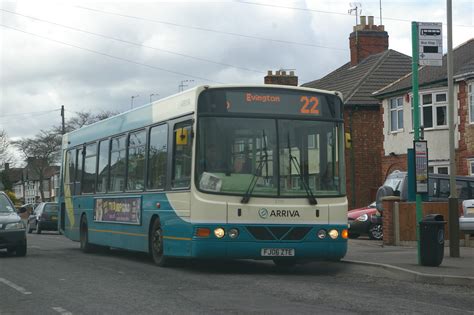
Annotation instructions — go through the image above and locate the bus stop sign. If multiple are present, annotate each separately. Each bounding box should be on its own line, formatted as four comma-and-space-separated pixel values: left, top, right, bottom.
418, 22, 443, 66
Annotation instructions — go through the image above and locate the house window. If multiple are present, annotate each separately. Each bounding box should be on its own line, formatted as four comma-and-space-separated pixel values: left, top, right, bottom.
469, 160, 474, 176
430, 164, 449, 175
419, 92, 447, 128
469, 83, 474, 123
390, 97, 404, 132
437, 166, 449, 174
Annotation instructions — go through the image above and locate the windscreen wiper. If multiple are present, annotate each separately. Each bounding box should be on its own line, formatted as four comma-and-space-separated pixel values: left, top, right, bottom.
241, 130, 268, 204
287, 133, 317, 205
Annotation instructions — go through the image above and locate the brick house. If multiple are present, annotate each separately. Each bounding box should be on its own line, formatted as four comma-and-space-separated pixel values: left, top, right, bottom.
373, 39, 474, 177
301, 16, 412, 209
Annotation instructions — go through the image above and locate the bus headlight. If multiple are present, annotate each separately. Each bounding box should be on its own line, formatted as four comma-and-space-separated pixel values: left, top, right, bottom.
228, 228, 239, 239
328, 229, 339, 239
317, 229, 327, 239
214, 227, 225, 239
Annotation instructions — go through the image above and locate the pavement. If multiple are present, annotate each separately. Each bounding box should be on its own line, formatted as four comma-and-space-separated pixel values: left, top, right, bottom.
343, 238, 474, 286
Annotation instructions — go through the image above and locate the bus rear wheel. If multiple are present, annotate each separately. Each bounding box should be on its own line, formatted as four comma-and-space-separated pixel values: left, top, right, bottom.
150, 219, 171, 267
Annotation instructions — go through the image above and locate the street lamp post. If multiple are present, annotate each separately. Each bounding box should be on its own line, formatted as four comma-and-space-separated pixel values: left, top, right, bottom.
178, 80, 194, 92
150, 93, 159, 103
131, 94, 139, 109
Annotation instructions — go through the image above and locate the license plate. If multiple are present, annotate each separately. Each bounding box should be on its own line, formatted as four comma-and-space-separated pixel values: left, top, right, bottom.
467, 208, 474, 215
261, 248, 295, 257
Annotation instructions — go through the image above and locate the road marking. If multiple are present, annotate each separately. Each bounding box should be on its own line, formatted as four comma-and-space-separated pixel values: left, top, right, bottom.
52, 306, 72, 315
0, 277, 32, 295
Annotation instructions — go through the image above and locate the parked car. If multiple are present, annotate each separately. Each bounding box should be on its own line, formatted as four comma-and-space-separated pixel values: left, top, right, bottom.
461, 200, 474, 235
347, 202, 383, 240
27, 202, 59, 234
0, 191, 27, 256
376, 170, 474, 234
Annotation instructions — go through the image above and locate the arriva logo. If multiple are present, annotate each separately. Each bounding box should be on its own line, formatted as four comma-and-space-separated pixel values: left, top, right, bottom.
258, 208, 301, 219
258, 208, 269, 219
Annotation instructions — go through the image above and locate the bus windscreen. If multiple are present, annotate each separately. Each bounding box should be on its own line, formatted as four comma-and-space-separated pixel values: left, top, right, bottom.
198, 88, 342, 119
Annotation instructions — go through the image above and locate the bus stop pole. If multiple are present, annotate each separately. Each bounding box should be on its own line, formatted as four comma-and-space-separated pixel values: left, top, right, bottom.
447, 0, 460, 257
411, 22, 422, 264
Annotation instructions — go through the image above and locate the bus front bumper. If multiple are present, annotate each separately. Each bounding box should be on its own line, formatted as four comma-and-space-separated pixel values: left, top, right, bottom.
189, 239, 347, 261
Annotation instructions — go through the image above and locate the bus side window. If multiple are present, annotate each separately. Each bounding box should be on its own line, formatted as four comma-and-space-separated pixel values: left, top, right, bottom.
109, 135, 127, 192
148, 124, 168, 190
65, 149, 76, 195
127, 130, 146, 191
172, 121, 192, 189
75, 148, 84, 195
82, 142, 97, 194
97, 140, 109, 193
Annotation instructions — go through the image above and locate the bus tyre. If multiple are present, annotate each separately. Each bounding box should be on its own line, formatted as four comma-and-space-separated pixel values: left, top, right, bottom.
80, 216, 95, 253
150, 220, 171, 267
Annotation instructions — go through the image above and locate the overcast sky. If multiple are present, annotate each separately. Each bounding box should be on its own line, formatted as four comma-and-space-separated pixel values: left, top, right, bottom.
1, 0, 473, 145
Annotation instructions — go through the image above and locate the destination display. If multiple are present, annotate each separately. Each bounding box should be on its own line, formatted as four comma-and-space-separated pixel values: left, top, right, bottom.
198, 88, 343, 119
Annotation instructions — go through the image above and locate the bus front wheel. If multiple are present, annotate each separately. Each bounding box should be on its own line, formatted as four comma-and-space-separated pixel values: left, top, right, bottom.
80, 216, 94, 253
150, 219, 171, 267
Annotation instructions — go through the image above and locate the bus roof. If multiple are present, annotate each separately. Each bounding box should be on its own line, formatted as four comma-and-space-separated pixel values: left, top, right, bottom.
62, 84, 343, 147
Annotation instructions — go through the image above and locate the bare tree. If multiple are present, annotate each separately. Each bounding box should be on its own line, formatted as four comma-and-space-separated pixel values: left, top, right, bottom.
13, 130, 62, 201
0, 129, 12, 166
52, 110, 119, 134
13, 110, 118, 200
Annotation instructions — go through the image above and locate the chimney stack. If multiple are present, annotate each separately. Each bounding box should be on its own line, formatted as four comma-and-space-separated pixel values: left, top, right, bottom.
264, 70, 298, 86
349, 15, 389, 66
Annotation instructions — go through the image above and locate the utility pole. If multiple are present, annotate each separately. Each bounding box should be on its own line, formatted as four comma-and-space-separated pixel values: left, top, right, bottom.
61, 105, 65, 135
447, 0, 460, 257
411, 22, 422, 264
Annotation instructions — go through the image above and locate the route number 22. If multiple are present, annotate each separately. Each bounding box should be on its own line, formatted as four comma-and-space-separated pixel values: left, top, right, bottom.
300, 96, 320, 115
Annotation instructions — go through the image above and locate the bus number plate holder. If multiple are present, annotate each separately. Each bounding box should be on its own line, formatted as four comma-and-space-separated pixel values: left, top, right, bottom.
261, 248, 295, 257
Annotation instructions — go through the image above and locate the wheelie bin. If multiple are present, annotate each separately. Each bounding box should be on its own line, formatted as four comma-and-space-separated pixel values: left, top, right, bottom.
419, 214, 446, 267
